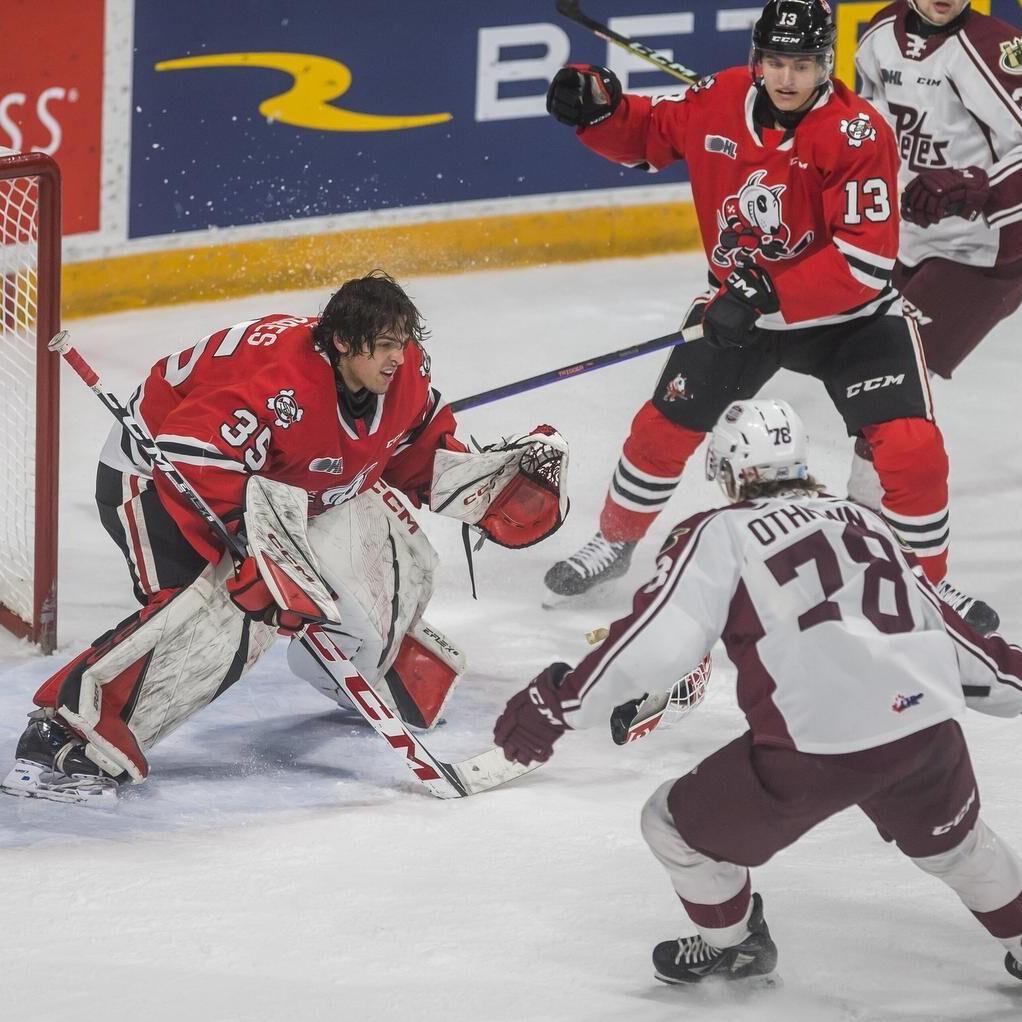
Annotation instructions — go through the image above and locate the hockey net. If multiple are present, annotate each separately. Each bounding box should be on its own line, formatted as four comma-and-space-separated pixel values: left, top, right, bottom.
0, 152, 60, 653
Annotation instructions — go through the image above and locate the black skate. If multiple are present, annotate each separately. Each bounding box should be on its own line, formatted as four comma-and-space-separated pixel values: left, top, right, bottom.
936, 580, 1000, 636
1005, 953, 1022, 981
543, 532, 636, 603
0, 710, 121, 807
653, 892, 778, 986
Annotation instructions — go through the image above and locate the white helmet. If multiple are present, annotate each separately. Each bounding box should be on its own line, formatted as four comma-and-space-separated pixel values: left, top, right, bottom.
705, 399, 809, 501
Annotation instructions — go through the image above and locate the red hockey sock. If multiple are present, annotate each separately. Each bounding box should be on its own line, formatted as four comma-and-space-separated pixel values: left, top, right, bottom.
600, 402, 705, 543
863, 418, 949, 584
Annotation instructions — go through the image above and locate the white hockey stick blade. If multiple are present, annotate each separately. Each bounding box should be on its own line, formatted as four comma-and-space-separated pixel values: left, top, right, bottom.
300, 625, 538, 798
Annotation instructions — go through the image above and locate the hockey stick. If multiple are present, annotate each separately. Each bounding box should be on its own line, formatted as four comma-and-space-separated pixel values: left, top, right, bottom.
299, 626, 538, 798
450, 325, 700, 413
555, 0, 701, 85
49, 330, 249, 564
51, 330, 536, 799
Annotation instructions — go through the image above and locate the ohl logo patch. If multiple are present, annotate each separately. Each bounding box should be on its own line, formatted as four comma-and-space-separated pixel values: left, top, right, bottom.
155, 52, 452, 132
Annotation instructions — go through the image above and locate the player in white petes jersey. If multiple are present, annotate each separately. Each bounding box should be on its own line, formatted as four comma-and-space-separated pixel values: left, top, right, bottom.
1, 271, 569, 805
495, 399, 1022, 988
542, 0, 961, 619
849, 0, 1022, 564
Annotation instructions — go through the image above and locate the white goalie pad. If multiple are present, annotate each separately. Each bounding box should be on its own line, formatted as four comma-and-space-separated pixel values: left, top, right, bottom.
286, 483, 458, 726
60, 555, 278, 781
429, 425, 569, 548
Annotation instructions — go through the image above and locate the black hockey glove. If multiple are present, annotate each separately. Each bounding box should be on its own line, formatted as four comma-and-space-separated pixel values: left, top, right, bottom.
702, 265, 780, 350
902, 166, 991, 227
546, 65, 622, 127
494, 662, 570, 766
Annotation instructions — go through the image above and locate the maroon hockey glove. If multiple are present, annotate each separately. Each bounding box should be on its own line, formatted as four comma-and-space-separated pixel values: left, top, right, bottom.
901, 166, 990, 227
547, 65, 622, 127
702, 264, 779, 349
226, 556, 306, 635
494, 662, 571, 766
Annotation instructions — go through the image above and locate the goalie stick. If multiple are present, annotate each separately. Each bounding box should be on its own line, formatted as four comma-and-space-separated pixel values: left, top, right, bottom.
51, 330, 536, 799
555, 0, 701, 85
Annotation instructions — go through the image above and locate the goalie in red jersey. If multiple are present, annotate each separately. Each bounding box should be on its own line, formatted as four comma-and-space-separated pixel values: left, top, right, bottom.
1, 271, 569, 805
542, 0, 995, 630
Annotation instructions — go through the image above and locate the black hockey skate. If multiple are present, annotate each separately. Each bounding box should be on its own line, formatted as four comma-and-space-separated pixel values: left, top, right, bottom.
0, 710, 121, 807
653, 893, 778, 986
936, 580, 1000, 636
543, 532, 636, 603
1005, 952, 1022, 981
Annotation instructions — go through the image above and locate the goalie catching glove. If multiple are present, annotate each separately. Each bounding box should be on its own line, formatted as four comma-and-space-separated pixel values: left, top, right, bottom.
428, 424, 569, 548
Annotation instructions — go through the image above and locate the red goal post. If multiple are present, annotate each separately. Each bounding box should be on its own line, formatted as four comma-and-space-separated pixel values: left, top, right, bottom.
0, 151, 60, 654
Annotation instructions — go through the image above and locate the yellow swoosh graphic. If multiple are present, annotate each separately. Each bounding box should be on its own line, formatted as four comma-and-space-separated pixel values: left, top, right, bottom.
155, 52, 452, 132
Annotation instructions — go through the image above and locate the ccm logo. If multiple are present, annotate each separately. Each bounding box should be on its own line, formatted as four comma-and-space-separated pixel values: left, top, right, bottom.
846, 373, 904, 398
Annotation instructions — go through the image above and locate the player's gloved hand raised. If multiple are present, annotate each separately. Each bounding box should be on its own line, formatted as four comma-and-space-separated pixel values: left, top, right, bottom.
227, 555, 307, 634
702, 264, 779, 349
547, 65, 622, 127
494, 662, 571, 765
901, 166, 990, 227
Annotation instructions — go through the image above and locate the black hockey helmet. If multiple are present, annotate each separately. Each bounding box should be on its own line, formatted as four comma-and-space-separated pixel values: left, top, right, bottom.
751, 0, 835, 85
753, 0, 836, 54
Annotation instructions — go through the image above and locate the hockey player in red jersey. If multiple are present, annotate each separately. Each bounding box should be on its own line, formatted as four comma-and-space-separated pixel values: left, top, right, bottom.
1, 271, 569, 805
497, 398, 1022, 988
542, 0, 964, 614
848, 0, 1022, 558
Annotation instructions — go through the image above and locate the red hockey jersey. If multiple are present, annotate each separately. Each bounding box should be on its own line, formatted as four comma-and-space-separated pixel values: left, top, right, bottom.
100, 315, 460, 563
579, 68, 902, 328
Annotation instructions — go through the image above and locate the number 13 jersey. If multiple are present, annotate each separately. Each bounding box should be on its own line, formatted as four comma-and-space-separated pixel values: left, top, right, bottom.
578, 68, 902, 330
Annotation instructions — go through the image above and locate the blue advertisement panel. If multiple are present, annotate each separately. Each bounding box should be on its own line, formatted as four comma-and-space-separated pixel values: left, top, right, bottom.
129, 1, 1022, 240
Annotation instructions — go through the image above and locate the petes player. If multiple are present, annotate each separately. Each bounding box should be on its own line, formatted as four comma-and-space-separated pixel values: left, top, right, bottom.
542, 0, 959, 610
1, 271, 569, 804
496, 399, 1022, 987
849, 0, 1022, 565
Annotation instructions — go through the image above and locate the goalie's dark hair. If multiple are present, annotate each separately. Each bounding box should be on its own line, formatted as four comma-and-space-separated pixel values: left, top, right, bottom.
313, 269, 429, 364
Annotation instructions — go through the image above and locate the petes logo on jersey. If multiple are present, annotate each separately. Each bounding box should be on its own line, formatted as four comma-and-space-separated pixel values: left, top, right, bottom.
999, 38, 1022, 75
712, 170, 814, 268
267, 389, 304, 428
840, 114, 876, 149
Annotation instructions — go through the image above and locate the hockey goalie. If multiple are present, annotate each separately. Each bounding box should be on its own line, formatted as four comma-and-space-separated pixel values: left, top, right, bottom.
0, 271, 569, 805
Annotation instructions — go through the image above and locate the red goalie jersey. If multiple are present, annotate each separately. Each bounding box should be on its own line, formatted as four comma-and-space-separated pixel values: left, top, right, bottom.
580, 68, 902, 328
101, 315, 461, 563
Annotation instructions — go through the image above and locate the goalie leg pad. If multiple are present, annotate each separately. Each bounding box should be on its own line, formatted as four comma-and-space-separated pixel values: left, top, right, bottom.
384, 620, 466, 731
291, 485, 443, 713
54, 557, 276, 782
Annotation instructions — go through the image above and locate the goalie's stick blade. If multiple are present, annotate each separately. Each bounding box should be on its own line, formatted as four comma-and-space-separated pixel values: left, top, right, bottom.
301, 626, 537, 798
444, 746, 539, 795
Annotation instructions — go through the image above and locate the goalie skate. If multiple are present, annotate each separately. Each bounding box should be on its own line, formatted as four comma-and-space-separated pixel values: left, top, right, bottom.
1, 713, 120, 807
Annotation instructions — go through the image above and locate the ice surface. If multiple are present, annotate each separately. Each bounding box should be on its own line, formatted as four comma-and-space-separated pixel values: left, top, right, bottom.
3, 253, 1021, 1021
